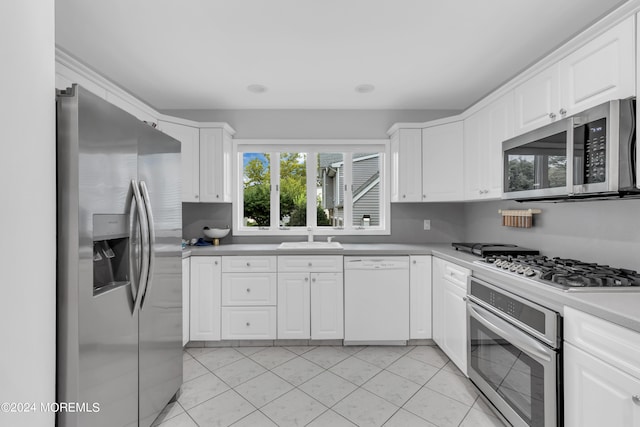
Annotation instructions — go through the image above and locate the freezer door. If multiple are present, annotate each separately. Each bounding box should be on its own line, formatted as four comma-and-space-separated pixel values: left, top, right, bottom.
137, 125, 183, 427
57, 86, 140, 427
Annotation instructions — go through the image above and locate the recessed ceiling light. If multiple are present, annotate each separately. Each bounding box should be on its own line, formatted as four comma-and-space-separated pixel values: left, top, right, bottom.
355, 84, 375, 94
247, 84, 268, 94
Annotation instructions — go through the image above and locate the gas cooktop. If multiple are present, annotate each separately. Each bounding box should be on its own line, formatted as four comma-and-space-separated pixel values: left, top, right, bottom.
476, 254, 640, 292
452, 243, 540, 257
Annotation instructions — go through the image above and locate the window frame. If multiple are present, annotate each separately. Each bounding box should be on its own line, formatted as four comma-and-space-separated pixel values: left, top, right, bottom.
232, 139, 391, 236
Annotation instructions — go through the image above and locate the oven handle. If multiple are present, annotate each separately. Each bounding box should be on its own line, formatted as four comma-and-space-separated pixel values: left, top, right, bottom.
468, 302, 555, 363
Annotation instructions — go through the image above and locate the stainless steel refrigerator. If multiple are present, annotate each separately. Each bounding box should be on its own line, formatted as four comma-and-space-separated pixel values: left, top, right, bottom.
56, 84, 182, 427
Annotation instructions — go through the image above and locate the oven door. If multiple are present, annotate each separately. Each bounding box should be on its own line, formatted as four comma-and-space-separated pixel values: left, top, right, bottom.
467, 301, 559, 427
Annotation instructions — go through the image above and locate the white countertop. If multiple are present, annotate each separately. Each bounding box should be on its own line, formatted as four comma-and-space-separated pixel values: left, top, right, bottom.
182, 243, 640, 334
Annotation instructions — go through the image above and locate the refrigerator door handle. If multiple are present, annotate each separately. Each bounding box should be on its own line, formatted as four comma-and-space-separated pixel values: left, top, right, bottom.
131, 179, 149, 314
139, 180, 155, 310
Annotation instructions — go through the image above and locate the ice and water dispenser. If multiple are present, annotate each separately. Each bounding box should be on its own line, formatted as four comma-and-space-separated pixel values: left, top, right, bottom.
93, 214, 131, 295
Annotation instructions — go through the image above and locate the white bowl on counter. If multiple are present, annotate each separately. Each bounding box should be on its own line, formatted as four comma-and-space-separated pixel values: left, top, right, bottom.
203, 227, 230, 245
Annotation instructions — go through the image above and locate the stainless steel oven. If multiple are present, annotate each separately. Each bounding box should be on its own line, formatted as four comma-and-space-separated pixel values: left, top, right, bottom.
467, 277, 562, 427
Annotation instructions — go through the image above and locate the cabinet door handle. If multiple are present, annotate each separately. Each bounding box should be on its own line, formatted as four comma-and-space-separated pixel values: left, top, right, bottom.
246, 288, 251, 293
246, 322, 250, 327
633, 395, 640, 405
402, 194, 406, 198
195, 194, 199, 199
312, 278, 316, 282
559, 108, 567, 116
214, 261, 218, 265
308, 262, 312, 267
246, 262, 250, 267
413, 260, 417, 264
304, 277, 309, 282
216, 194, 220, 198
549, 112, 556, 120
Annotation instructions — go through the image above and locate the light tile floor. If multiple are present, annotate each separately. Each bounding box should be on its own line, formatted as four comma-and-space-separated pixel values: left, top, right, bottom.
152, 345, 505, 427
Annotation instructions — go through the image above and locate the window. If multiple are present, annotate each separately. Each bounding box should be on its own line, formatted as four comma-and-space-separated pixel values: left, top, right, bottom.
233, 140, 390, 236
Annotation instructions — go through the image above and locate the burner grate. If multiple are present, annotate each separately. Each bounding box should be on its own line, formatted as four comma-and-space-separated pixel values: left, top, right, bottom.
481, 254, 640, 289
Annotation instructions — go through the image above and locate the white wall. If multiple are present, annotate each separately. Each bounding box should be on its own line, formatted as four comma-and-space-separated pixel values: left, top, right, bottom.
0, 2, 56, 426
464, 199, 640, 271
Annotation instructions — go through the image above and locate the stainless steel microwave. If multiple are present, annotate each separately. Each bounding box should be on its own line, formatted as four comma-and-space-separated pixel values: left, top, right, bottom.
502, 99, 638, 200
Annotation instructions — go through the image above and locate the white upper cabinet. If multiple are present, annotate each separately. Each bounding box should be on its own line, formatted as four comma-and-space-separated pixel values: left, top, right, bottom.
422, 122, 464, 201
390, 122, 464, 202
515, 16, 635, 135
158, 123, 233, 203
391, 128, 423, 202
560, 16, 635, 116
464, 92, 514, 200
513, 65, 560, 135
157, 120, 200, 202
200, 127, 233, 203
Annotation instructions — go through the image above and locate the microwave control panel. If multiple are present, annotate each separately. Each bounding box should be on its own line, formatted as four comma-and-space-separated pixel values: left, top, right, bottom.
577, 117, 607, 184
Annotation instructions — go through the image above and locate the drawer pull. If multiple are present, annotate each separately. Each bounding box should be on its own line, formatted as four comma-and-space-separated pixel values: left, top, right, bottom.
246, 322, 250, 327
308, 262, 312, 267
633, 395, 640, 405
312, 278, 316, 282
304, 277, 308, 282
246, 288, 251, 293
246, 262, 250, 267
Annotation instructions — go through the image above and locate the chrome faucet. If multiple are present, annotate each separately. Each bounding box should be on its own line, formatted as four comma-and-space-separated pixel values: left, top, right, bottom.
307, 227, 314, 242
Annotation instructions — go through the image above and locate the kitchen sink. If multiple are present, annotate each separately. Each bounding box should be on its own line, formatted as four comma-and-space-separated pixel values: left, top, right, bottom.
277, 241, 343, 250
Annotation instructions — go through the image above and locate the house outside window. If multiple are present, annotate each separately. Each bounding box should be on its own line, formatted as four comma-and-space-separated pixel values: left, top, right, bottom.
233, 140, 390, 236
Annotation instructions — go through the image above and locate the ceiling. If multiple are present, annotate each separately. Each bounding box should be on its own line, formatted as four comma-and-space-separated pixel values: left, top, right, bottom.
56, 0, 627, 111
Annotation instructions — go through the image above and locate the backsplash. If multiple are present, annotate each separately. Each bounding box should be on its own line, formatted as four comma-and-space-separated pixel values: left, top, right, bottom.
464, 198, 640, 270
182, 202, 466, 245
183, 198, 640, 271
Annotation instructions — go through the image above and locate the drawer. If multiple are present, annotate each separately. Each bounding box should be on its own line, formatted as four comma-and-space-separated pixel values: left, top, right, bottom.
564, 306, 640, 380
221, 273, 277, 306
278, 255, 343, 272
440, 260, 470, 290
221, 307, 277, 340
222, 256, 276, 273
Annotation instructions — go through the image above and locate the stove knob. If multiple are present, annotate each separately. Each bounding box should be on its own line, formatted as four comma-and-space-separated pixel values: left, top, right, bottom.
524, 268, 536, 277
495, 260, 503, 267
510, 264, 520, 272
516, 266, 526, 274
502, 262, 512, 270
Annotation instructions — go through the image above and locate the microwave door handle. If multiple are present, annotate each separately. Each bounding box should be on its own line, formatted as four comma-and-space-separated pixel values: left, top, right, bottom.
567, 117, 575, 194
139, 180, 155, 310
468, 302, 554, 364
130, 179, 149, 313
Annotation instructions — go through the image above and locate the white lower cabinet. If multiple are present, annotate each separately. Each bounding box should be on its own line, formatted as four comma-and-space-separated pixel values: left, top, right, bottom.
564, 306, 640, 427
310, 272, 344, 340
181, 257, 190, 346
277, 273, 311, 339
409, 255, 432, 339
432, 257, 470, 375
221, 256, 277, 340
564, 343, 640, 427
277, 256, 344, 340
189, 256, 221, 341
221, 307, 277, 340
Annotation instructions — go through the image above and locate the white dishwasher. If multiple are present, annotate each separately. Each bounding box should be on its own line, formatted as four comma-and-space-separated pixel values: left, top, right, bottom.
344, 256, 410, 344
